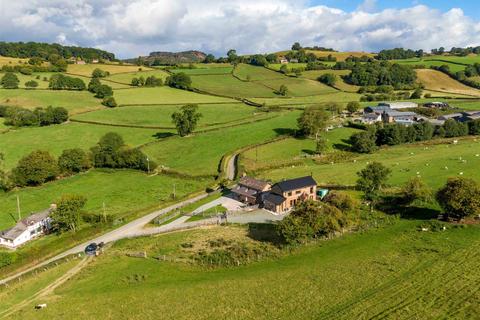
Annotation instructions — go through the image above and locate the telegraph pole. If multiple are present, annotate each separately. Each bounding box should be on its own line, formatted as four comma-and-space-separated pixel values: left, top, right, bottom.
173, 183, 176, 199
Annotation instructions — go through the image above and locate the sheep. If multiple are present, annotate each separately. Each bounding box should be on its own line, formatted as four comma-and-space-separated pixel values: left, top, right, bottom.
35, 304, 47, 309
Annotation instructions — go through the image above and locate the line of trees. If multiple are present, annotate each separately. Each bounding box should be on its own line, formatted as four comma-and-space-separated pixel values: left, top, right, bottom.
49, 74, 86, 90
131, 75, 163, 87
0, 41, 115, 61
346, 61, 417, 87
1, 132, 152, 190
376, 48, 424, 60
0, 105, 68, 127
350, 119, 480, 153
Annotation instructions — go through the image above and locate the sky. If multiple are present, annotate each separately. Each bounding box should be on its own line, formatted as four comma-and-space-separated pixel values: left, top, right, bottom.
0, 0, 480, 58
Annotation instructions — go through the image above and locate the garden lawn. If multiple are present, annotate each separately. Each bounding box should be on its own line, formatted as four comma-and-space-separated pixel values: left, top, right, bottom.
0, 122, 166, 170
113, 87, 236, 105
0, 169, 208, 230
0, 89, 102, 114
10, 220, 480, 319
261, 136, 480, 188
190, 74, 276, 98
141, 111, 300, 176
72, 103, 259, 128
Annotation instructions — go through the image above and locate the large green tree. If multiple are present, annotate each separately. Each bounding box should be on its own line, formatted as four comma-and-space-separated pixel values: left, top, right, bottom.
172, 104, 202, 137
166, 73, 192, 90
58, 148, 91, 175
12, 150, 59, 186
356, 162, 391, 210
297, 106, 330, 140
1, 72, 19, 89
51, 194, 87, 233
436, 178, 480, 220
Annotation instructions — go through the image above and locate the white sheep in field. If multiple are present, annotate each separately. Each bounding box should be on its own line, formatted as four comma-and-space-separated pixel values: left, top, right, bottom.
444, 166, 449, 170
35, 304, 47, 309
459, 172, 464, 175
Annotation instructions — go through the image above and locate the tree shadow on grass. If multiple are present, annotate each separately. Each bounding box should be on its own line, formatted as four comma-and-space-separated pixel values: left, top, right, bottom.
379, 195, 440, 220
247, 223, 284, 246
332, 139, 353, 152
302, 149, 316, 155
274, 128, 297, 137
153, 132, 175, 139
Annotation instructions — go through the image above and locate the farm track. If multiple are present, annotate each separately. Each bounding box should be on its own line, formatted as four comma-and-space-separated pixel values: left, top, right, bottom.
317, 239, 480, 319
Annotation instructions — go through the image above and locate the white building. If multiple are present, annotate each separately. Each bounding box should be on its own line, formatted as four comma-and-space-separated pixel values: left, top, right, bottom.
0, 209, 52, 248
361, 113, 382, 124
379, 102, 418, 110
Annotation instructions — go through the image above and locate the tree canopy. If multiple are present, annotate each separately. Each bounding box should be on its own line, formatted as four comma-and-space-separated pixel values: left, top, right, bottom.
172, 104, 202, 137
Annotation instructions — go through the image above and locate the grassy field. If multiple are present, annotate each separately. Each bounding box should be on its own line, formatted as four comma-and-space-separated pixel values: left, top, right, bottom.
67, 63, 149, 77
301, 70, 360, 92
113, 87, 236, 105
251, 91, 361, 106
260, 136, 480, 189
0, 122, 165, 170
103, 69, 170, 86
8, 220, 480, 319
0, 56, 30, 66
240, 127, 360, 172
0, 169, 208, 230
394, 59, 466, 73
234, 64, 284, 81
416, 69, 480, 97
71, 103, 260, 128
257, 77, 337, 97
141, 111, 300, 176
191, 74, 277, 98
0, 89, 102, 114
170, 66, 233, 75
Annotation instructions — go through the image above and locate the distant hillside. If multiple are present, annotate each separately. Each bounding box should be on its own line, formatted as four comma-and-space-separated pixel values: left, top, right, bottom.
126, 51, 207, 65
276, 50, 375, 61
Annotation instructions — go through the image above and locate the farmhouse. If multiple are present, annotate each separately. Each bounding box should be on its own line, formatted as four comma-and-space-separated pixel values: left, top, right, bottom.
231, 176, 271, 205
382, 110, 418, 125
263, 176, 317, 213
424, 102, 449, 109
280, 58, 289, 64
378, 102, 418, 109
0, 208, 53, 248
361, 112, 382, 124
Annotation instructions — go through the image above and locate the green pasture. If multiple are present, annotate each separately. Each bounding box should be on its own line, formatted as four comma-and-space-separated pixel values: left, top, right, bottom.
234, 64, 284, 81
0, 89, 102, 114
190, 74, 277, 98
141, 111, 300, 176
72, 103, 260, 128
103, 69, 170, 86
251, 91, 361, 106
0, 123, 164, 170
301, 70, 359, 92
113, 87, 236, 105
0, 169, 208, 231
240, 127, 360, 172
170, 67, 233, 75
9, 220, 480, 319
258, 77, 337, 96
261, 137, 480, 189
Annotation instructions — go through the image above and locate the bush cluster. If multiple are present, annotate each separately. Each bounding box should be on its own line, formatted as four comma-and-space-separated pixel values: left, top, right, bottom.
49, 74, 86, 90
0, 105, 68, 127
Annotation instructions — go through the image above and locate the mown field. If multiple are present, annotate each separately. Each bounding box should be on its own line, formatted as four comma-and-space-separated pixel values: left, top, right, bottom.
191, 74, 277, 98
251, 91, 361, 106
103, 69, 170, 86
258, 135, 480, 189
66, 63, 150, 77
301, 70, 360, 92
6, 220, 479, 319
0, 56, 30, 66
416, 69, 480, 97
71, 103, 258, 128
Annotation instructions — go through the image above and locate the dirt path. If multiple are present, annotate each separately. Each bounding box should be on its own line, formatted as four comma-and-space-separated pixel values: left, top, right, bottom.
0, 257, 92, 319
226, 153, 238, 180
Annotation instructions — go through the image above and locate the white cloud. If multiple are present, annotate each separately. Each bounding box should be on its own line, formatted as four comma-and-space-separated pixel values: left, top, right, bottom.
0, 1, 479, 58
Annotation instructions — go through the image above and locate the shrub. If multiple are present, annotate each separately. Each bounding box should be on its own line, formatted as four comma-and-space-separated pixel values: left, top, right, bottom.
58, 148, 91, 174
323, 191, 357, 212
91, 68, 109, 78
436, 177, 480, 220
25, 80, 39, 89
102, 96, 117, 108
49, 74, 86, 90
402, 177, 432, 204
51, 194, 87, 233
1, 72, 19, 89
94, 84, 113, 98
12, 150, 59, 186
166, 72, 192, 90
318, 73, 337, 86
0, 252, 17, 268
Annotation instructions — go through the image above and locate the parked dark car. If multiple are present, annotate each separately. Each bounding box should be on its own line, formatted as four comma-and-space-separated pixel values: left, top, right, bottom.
84, 243, 98, 256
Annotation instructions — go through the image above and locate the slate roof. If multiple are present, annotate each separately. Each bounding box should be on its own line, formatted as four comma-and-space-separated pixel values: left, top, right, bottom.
0, 209, 50, 241
232, 185, 258, 198
238, 176, 270, 191
385, 111, 417, 117
263, 192, 286, 205
274, 176, 317, 193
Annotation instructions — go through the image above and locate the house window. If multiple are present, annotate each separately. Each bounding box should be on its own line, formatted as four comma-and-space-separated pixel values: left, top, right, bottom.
287, 192, 292, 196
310, 187, 314, 193
296, 190, 301, 195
